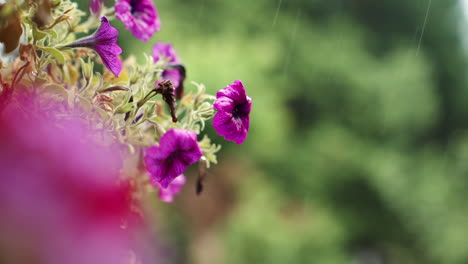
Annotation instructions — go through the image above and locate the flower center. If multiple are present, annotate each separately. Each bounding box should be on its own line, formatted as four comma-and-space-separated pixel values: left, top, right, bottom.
233, 103, 244, 118
129, 0, 140, 15
168, 150, 182, 160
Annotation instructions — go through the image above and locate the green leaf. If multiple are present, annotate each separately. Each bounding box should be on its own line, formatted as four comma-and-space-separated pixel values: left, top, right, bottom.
38, 46, 65, 64
48, 29, 59, 39
33, 27, 48, 41
115, 102, 134, 114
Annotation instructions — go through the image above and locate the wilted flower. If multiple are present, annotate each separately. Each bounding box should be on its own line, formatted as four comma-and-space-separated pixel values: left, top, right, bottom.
144, 129, 202, 189
115, 0, 160, 42
213, 80, 252, 145
66, 17, 122, 77
157, 174, 186, 203
0, 4, 23, 66
156, 79, 178, 122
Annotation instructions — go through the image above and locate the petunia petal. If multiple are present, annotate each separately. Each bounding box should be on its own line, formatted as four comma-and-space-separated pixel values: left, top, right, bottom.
212, 80, 252, 145
66, 17, 122, 77
213, 97, 235, 112
213, 111, 233, 127
95, 17, 119, 43
152, 42, 180, 64
115, 0, 160, 41
89, 0, 102, 14
161, 69, 181, 88
158, 174, 186, 203
216, 80, 247, 103
95, 43, 122, 77
144, 129, 202, 189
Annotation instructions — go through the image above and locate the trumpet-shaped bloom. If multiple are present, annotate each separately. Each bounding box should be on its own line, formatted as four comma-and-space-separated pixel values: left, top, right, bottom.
115, 0, 160, 41
213, 80, 252, 145
67, 17, 122, 77
144, 129, 202, 189
157, 174, 186, 203
152, 42, 182, 91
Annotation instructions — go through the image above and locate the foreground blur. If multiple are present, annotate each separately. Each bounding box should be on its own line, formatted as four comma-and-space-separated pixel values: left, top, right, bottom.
0, 96, 157, 264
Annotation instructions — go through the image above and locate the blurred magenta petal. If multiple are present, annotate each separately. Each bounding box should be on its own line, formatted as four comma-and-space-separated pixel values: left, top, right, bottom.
0, 96, 156, 264
144, 129, 202, 189
157, 174, 186, 203
115, 0, 160, 41
213, 80, 252, 145
89, 0, 103, 14
152, 42, 180, 64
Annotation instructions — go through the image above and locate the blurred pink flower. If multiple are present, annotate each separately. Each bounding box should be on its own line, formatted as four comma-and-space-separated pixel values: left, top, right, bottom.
0, 97, 156, 264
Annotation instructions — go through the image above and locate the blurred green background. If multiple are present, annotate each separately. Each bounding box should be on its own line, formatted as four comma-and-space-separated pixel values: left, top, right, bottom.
84, 0, 468, 263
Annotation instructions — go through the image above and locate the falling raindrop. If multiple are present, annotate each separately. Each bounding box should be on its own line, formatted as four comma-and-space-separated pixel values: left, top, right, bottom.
272, 0, 283, 27
282, 9, 301, 84
416, 0, 432, 56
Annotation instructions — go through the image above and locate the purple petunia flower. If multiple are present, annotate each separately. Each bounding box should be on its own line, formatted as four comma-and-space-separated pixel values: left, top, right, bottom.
115, 0, 160, 42
67, 17, 122, 77
157, 174, 186, 203
152, 42, 183, 93
144, 129, 202, 189
213, 80, 252, 145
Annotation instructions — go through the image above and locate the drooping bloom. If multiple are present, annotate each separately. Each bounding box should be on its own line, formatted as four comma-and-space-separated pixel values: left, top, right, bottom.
155, 79, 178, 122
152, 42, 185, 97
144, 129, 202, 189
66, 17, 122, 77
115, 0, 160, 42
213, 80, 252, 145
157, 174, 186, 203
